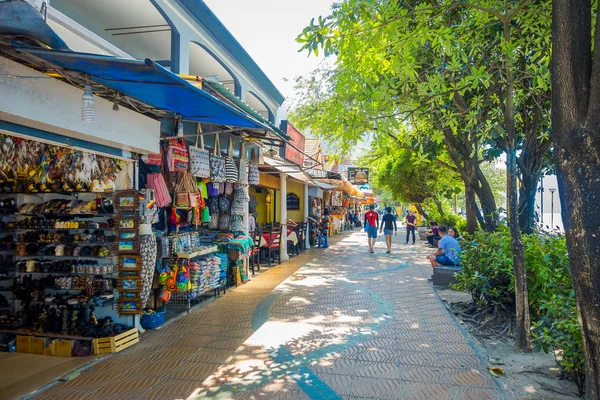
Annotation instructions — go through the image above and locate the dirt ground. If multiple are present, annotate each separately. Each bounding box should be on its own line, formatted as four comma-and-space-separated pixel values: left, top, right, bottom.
435, 288, 581, 399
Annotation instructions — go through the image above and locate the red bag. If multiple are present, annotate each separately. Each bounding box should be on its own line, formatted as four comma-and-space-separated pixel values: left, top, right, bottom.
147, 173, 172, 208
166, 139, 188, 172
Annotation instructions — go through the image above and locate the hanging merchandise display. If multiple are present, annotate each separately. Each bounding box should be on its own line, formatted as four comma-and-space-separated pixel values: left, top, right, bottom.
238, 158, 248, 185
225, 138, 239, 183
248, 147, 260, 185
166, 138, 189, 173
0, 134, 126, 194
147, 173, 171, 208
114, 190, 143, 315
188, 127, 211, 178
209, 134, 226, 182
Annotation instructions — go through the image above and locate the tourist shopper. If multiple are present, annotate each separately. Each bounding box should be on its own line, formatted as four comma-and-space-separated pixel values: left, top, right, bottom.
426, 225, 462, 267
379, 207, 397, 253
405, 210, 417, 244
364, 205, 379, 253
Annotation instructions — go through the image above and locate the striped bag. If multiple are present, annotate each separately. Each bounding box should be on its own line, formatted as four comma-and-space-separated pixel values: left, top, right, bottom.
225, 138, 238, 183
189, 131, 210, 178
147, 173, 172, 208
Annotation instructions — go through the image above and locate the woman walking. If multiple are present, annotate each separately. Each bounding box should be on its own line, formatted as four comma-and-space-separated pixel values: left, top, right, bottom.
405, 210, 416, 244
379, 207, 397, 253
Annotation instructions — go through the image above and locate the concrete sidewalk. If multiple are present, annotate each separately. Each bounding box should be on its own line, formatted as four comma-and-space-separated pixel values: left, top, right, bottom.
29, 232, 504, 400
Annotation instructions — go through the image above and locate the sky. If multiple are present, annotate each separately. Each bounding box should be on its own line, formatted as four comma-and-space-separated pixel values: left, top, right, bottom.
203, 0, 335, 102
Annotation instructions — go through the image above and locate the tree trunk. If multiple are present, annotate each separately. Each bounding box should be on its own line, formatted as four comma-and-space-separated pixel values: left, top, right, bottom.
507, 150, 531, 349
518, 172, 540, 234
415, 203, 429, 221
433, 196, 445, 218
504, 17, 530, 351
552, 2, 600, 397
465, 186, 479, 234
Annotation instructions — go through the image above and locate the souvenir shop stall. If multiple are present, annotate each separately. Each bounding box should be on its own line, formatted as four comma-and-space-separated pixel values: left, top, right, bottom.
139, 130, 258, 318
318, 179, 364, 235
307, 187, 323, 246
0, 133, 140, 357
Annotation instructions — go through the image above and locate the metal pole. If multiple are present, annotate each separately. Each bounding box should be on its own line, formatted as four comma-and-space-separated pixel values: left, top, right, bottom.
539, 176, 544, 223
549, 189, 556, 229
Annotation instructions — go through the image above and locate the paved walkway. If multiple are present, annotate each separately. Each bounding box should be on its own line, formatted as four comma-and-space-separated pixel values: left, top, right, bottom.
31, 231, 504, 400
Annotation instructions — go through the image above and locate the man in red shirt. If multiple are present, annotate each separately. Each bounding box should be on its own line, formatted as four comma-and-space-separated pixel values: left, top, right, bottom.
364, 205, 379, 253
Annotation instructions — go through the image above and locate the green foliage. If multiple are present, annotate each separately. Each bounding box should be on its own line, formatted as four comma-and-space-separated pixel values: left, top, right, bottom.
532, 295, 586, 395
454, 230, 584, 390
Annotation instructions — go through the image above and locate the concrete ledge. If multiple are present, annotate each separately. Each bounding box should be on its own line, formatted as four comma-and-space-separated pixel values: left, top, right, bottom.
432, 265, 462, 288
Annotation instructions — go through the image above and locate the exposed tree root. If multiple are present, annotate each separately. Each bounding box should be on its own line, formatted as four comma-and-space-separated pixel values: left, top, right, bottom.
449, 301, 515, 339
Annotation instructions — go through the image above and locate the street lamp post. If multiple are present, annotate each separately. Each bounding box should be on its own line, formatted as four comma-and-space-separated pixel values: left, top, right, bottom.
549, 188, 556, 229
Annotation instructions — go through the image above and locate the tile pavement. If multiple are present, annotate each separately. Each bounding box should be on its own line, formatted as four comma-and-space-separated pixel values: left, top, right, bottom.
29, 231, 505, 400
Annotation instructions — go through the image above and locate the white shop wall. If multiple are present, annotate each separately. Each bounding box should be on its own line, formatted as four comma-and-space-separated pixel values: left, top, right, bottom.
0, 56, 160, 154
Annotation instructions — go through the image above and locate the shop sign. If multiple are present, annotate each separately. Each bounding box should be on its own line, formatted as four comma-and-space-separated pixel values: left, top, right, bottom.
348, 167, 369, 184
280, 120, 305, 166
286, 193, 300, 210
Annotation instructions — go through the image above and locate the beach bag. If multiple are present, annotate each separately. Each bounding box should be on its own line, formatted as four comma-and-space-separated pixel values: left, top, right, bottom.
218, 212, 231, 231
147, 173, 171, 208
174, 172, 197, 209
141, 153, 161, 165
248, 147, 260, 185
225, 182, 234, 196
231, 187, 248, 216
238, 158, 248, 185
209, 134, 226, 182
225, 139, 239, 183
209, 213, 220, 229
207, 182, 219, 197
189, 128, 211, 178
231, 215, 244, 232
218, 196, 231, 213
166, 138, 188, 172
207, 197, 219, 214
201, 207, 211, 223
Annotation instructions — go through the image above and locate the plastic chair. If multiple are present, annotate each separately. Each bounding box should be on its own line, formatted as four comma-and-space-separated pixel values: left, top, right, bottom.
318, 235, 329, 248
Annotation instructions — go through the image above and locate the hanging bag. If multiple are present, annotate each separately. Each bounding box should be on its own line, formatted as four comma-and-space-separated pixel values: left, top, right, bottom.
218, 212, 231, 231
231, 215, 244, 232
209, 134, 226, 182
147, 173, 171, 208
248, 146, 260, 185
188, 126, 211, 178
141, 153, 162, 165
166, 138, 188, 172
225, 138, 239, 183
238, 159, 248, 185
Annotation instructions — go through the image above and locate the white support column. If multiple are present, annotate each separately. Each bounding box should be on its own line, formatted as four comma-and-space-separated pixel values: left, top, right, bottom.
280, 173, 289, 261
304, 184, 310, 249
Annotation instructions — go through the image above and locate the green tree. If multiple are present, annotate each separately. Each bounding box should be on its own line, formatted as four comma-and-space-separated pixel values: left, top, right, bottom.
365, 145, 461, 219
552, 2, 600, 397
295, 0, 553, 351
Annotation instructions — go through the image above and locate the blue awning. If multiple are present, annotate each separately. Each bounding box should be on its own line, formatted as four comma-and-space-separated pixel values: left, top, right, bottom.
16, 47, 268, 129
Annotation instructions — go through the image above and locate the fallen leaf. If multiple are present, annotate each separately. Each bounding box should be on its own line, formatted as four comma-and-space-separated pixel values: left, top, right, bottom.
488, 366, 505, 377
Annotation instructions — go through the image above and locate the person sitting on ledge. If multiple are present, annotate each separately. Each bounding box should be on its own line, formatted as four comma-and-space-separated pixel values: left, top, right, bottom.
426, 221, 440, 247
426, 225, 462, 268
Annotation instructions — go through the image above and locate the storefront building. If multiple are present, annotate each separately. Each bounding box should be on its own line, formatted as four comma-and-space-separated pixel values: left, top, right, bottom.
0, 0, 292, 373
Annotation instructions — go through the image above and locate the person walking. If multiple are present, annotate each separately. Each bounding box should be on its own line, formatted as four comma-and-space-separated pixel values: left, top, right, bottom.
364, 204, 379, 253
405, 210, 416, 244
379, 207, 397, 253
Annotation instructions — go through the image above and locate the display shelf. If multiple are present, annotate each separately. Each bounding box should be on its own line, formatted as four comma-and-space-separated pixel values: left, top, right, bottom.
16, 242, 113, 246
14, 228, 112, 232
0, 328, 95, 340
15, 271, 117, 276
16, 213, 114, 217
15, 255, 115, 260
175, 245, 218, 259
